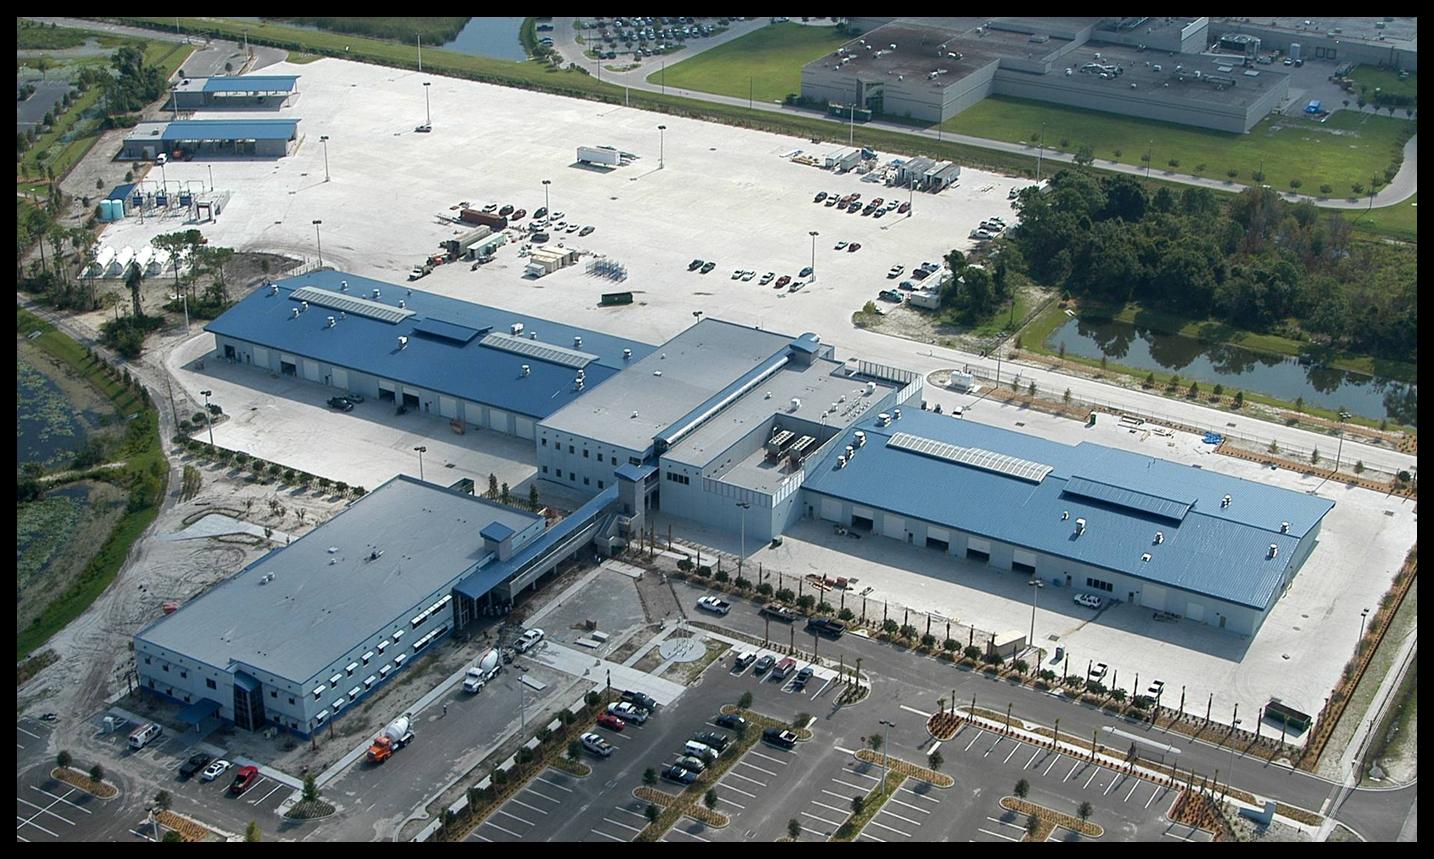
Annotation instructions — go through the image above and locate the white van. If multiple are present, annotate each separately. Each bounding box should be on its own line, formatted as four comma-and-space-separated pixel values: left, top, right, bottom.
128, 722, 163, 750
683, 740, 718, 762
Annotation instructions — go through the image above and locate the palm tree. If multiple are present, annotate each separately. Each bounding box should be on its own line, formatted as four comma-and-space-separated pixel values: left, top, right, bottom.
704, 788, 719, 811
644, 803, 659, 825
125, 262, 144, 319
1077, 801, 1093, 824
1014, 778, 1030, 799
154, 790, 172, 812
1026, 813, 1041, 838
928, 749, 944, 771
642, 767, 657, 787
567, 740, 581, 764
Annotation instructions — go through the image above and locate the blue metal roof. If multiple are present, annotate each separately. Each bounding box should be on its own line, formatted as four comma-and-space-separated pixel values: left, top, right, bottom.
413, 317, 483, 344
802, 410, 1334, 610
790, 333, 822, 354
455, 486, 619, 601
177, 698, 222, 724
108, 182, 137, 201
1063, 476, 1192, 523
205, 271, 656, 420
162, 119, 299, 141
202, 75, 298, 93
481, 521, 516, 542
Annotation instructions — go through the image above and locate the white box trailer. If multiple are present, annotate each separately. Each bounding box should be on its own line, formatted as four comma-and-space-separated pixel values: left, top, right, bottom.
578, 146, 622, 166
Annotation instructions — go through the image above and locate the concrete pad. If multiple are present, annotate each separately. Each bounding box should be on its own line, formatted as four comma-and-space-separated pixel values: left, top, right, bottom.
525, 641, 684, 704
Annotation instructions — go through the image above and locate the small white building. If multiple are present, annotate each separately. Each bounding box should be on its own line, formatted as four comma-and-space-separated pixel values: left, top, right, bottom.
526, 247, 578, 278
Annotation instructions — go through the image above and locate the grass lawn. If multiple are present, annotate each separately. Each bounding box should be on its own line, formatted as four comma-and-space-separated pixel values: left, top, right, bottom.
1348, 64, 1417, 102
646, 22, 847, 102
950, 287, 1042, 339
941, 96, 1413, 196
1347, 193, 1417, 243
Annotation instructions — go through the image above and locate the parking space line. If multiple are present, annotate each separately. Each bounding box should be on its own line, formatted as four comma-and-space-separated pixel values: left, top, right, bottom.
886, 796, 930, 815
717, 796, 745, 810
602, 817, 644, 834
964, 730, 984, 752
496, 808, 535, 827
1043, 755, 1062, 777
1083, 769, 1100, 790
16, 725, 43, 740
984, 737, 1003, 757
859, 832, 887, 842
801, 810, 843, 827
717, 781, 756, 798
589, 828, 626, 842
1104, 774, 1123, 796
811, 800, 849, 815
249, 781, 284, 805
879, 807, 923, 827
1146, 786, 1164, 809
509, 797, 548, 815
897, 787, 941, 804
17, 798, 75, 826
1003, 743, 1019, 764
1163, 827, 1200, 841
866, 818, 913, 838
748, 750, 789, 766
613, 807, 649, 822
536, 776, 573, 792
1025, 749, 1041, 769
727, 771, 766, 787
470, 833, 493, 842
525, 788, 562, 804
822, 789, 857, 802
1065, 762, 1081, 782
17, 817, 61, 838
988, 816, 1026, 831
979, 827, 1022, 841
832, 777, 872, 792
30, 786, 94, 814
1124, 780, 1141, 802
670, 826, 710, 841
841, 768, 881, 782
738, 760, 779, 777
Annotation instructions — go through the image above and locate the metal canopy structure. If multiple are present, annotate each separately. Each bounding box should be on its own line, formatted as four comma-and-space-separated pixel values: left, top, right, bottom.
886, 431, 1053, 483
412, 317, 483, 344
1063, 476, 1193, 523
289, 286, 416, 325
479, 332, 597, 369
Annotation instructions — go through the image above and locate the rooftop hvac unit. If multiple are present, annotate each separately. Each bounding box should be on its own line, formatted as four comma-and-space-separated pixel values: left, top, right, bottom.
300, 301, 309, 312
573, 336, 583, 348
1280, 521, 1290, 533
865, 381, 877, 396
1062, 510, 1069, 520
1268, 544, 1279, 559
623, 348, 632, 360
653, 370, 663, 377
511, 322, 524, 335
291, 308, 301, 318
372, 288, 381, 299
1222, 494, 1232, 507
270, 283, 279, 295
521, 364, 530, 376
790, 397, 802, 412
877, 412, 891, 425
855, 431, 866, 446
529, 331, 538, 340
397, 336, 408, 349
326, 316, 336, 328
1154, 531, 1164, 544
893, 408, 902, 420
398, 299, 405, 309
889, 43, 896, 50
340, 280, 349, 291
1075, 517, 1087, 535
1141, 553, 1152, 562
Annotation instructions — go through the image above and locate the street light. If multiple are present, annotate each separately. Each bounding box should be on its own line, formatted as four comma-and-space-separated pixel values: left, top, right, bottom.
1226, 718, 1241, 796
1027, 579, 1044, 661
199, 389, 214, 445
312, 220, 323, 268
657, 124, 666, 169
422, 81, 432, 129
808, 231, 819, 282
541, 179, 551, 216
413, 445, 427, 482
319, 135, 330, 183
1036, 121, 1046, 181
735, 501, 750, 576
1358, 607, 1370, 643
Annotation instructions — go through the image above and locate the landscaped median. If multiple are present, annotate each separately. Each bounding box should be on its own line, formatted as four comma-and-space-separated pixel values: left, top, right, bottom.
853, 749, 954, 788
51, 766, 118, 799
155, 809, 225, 842
999, 795, 1104, 841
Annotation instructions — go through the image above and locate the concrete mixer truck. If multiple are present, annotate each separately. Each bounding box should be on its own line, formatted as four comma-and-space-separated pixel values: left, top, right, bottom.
366, 714, 414, 764
463, 648, 502, 693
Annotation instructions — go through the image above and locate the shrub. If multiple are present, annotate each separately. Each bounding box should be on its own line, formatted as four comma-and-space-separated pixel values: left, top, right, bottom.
944, 638, 959, 652
735, 576, 752, 590
283, 469, 297, 484
900, 624, 919, 640
756, 582, 773, 597
739, 691, 753, 709
797, 594, 815, 611
714, 569, 729, 583
1085, 681, 1106, 696
776, 588, 795, 603
677, 558, 693, 572
838, 607, 855, 621
882, 619, 900, 635
963, 645, 983, 661
1111, 688, 1127, 702
1013, 659, 1029, 675
1038, 669, 1057, 683
817, 600, 833, 614
696, 565, 711, 578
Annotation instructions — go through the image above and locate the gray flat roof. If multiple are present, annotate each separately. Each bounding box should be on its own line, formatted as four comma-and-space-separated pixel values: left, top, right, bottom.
540, 318, 797, 454
812, 22, 1068, 85
136, 477, 542, 683
666, 358, 895, 475
1024, 44, 1290, 109
1214, 16, 1418, 50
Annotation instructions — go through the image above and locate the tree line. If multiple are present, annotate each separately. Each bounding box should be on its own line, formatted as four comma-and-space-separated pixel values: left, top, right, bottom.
1006, 170, 1416, 365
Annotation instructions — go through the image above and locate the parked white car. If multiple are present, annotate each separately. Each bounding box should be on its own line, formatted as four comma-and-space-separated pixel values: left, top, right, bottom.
515, 628, 546, 653
581, 731, 614, 757
200, 759, 231, 782
607, 701, 649, 724
697, 596, 731, 615
1073, 593, 1104, 609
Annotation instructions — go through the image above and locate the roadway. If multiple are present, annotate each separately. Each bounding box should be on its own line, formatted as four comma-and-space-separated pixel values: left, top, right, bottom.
549, 18, 1417, 211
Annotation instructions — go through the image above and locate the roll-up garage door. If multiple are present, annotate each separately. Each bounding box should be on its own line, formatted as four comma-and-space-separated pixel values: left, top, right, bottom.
819, 497, 843, 523
514, 416, 535, 439
464, 402, 484, 428
489, 409, 511, 434
1012, 549, 1038, 571
439, 396, 458, 419
1142, 584, 1166, 612
252, 346, 270, 369
302, 359, 321, 382
1185, 602, 1205, 622
927, 526, 950, 542
968, 537, 991, 554
331, 368, 349, 390
882, 514, 905, 540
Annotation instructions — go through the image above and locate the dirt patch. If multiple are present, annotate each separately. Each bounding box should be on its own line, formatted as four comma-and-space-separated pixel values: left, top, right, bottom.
857, 285, 1054, 354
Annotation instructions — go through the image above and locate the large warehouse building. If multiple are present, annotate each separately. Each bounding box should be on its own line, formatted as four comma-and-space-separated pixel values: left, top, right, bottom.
804, 17, 1289, 132
134, 477, 550, 737
119, 118, 302, 160
170, 74, 300, 110
205, 271, 654, 441
800, 409, 1334, 635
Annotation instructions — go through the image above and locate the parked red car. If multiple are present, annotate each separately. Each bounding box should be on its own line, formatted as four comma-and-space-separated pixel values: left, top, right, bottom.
228, 765, 260, 796
596, 712, 626, 732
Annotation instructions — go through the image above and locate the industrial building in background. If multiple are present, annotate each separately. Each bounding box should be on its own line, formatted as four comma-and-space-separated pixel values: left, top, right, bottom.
169, 75, 300, 110
805, 17, 1293, 132
119, 118, 302, 160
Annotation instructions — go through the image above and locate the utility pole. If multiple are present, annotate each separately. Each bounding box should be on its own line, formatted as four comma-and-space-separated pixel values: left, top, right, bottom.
417, 34, 422, 72
1036, 121, 1046, 181
320, 135, 330, 182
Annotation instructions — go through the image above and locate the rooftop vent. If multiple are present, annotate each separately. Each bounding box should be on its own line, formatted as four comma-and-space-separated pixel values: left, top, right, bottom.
1154, 531, 1164, 544
269, 283, 279, 296
529, 331, 538, 340
326, 315, 336, 328
372, 288, 381, 299
511, 322, 524, 335
1280, 521, 1290, 533
397, 336, 408, 350
893, 408, 902, 421
573, 336, 582, 348
398, 299, 405, 309
855, 431, 866, 446
865, 381, 877, 396
1268, 544, 1279, 559
291, 307, 301, 318
765, 391, 772, 399
1221, 494, 1232, 508
631, 411, 639, 419
1141, 553, 1152, 562
300, 301, 309, 312
790, 398, 801, 412
1075, 517, 1087, 535
340, 280, 349, 292
877, 412, 891, 426
521, 364, 530, 377
837, 454, 847, 468
846, 445, 855, 458
1062, 510, 1069, 520
622, 348, 632, 360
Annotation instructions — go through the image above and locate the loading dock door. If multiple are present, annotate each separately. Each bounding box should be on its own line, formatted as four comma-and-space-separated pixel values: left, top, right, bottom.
1186, 602, 1205, 623
439, 396, 458, 419
819, 497, 842, 523
378, 382, 396, 402
967, 536, 991, 562
464, 401, 484, 429
882, 515, 905, 540
851, 506, 875, 532
489, 409, 511, 434
252, 346, 270, 369
514, 416, 535, 440
331, 368, 349, 391
1012, 549, 1038, 574
302, 359, 321, 382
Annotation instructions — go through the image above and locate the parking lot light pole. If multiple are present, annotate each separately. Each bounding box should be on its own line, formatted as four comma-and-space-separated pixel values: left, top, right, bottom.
200, 389, 214, 445
735, 501, 750, 576
413, 445, 427, 482
1027, 579, 1043, 661
423, 81, 432, 128
320, 135, 330, 182
809, 231, 818, 281
658, 124, 666, 169
542, 179, 551, 216
312, 219, 323, 268
1358, 607, 1370, 643
1036, 121, 1046, 181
